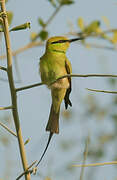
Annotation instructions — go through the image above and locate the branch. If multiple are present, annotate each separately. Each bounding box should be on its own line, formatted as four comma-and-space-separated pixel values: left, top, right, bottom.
83, 43, 117, 51
0, 41, 43, 60
16, 82, 43, 92
80, 136, 89, 180
0, 1, 30, 179
67, 29, 117, 51
32, 4, 62, 41
86, 88, 117, 94
72, 161, 117, 167
45, 4, 62, 27
51, 74, 117, 82
69, 28, 117, 39
0, 106, 12, 110
0, 121, 17, 137
15, 74, 117, 92
0, 65, 7, 71
16, 160, 37, 180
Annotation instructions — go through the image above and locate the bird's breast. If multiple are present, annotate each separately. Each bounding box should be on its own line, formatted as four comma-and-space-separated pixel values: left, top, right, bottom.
50, 77, 69, 89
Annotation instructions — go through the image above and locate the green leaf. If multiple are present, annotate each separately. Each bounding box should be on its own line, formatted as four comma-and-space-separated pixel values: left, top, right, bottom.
77, 17, 84, 31
38, 17, 45, 28
60, 0, 74, 5
39, 30, 48, 40
7, 11, 13, 26
10, 22, 30, 32
84, 20, 100, 34
24, 138, 30, 145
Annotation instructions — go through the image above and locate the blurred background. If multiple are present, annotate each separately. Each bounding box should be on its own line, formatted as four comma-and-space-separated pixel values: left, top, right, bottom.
0, 0, 117, 179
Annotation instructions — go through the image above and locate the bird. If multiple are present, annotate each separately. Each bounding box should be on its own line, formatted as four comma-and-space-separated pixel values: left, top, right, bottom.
36, 36, 83, 166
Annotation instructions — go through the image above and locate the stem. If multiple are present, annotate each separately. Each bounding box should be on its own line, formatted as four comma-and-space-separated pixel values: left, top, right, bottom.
0, 106, 12, 110
16, 82, 43, 92
87, 88, 117, 94
0, 1, 30, 180
80, 136, 89, 180
73, 161, 117, 167
0, 121, 17, 137
32, 5, 62, 41
16, 160, 37, 180
45, 4, 62, 27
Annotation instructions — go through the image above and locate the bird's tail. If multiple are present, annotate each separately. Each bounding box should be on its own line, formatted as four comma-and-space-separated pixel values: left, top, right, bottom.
46, 104, 60, 134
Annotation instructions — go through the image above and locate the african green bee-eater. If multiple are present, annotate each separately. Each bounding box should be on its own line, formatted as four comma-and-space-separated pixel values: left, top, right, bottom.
37, 36, 83, 166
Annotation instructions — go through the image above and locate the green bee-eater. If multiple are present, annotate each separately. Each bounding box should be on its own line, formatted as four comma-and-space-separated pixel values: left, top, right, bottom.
37, 36, 83, 166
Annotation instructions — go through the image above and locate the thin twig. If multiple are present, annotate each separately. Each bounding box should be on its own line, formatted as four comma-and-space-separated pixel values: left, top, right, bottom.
0, 121, 17, 137
84, 43, 117, 51
16, 82, 43, 92
32, 4, 62, 41
0, 65, 7, 71
45, 4, 62, 27
80, 136, 89, 180
0, 106, 13, 110
0, 41, 43, 60
51, 74, 117, 83
70, 28, 117, 39
15, 74, 117, 92
86, 88, 117, 94
16, 160, 37, 180
72, 161, 117, 167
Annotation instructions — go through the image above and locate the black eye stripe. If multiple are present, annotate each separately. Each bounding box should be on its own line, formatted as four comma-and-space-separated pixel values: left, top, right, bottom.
51, 40, 68, 44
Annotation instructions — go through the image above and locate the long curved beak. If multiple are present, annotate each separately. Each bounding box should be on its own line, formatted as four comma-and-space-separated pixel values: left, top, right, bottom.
51, 37, 84, 44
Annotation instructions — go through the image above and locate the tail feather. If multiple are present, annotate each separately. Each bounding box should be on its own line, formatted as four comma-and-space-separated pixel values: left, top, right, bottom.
64, 88, 72, 109
46, 104, 60, 134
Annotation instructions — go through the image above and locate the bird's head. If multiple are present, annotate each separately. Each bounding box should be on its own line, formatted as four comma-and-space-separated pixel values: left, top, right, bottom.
46, 36, 83, 53
46, 36, 70, 53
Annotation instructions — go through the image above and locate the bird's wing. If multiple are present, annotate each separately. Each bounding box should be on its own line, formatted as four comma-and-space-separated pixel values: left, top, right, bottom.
64, 58, 72, 109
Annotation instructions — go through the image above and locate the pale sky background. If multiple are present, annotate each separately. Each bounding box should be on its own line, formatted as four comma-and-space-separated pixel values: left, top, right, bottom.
0, 0, 117, 180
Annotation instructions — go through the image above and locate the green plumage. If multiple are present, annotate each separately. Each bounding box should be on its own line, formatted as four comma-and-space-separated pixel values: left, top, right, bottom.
39, 36, 72, 134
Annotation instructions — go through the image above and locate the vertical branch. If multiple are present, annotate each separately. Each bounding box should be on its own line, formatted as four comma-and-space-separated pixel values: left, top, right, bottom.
0, 1, 30, 180
80, 135, 90, 180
